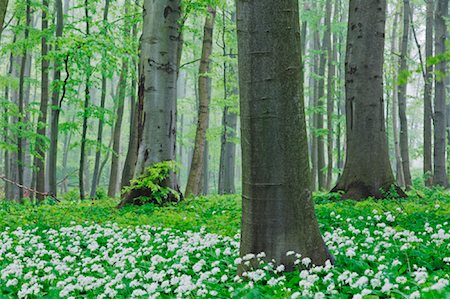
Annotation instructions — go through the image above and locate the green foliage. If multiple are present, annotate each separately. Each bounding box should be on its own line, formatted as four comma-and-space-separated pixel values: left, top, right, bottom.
121, 161, 180, 204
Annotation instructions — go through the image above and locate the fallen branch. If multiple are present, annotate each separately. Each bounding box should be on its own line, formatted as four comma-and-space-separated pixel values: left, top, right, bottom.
0, 175, 60, 202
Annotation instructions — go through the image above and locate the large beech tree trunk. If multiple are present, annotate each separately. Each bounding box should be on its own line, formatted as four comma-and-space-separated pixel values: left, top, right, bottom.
185, 6, 216, 197
332, 0, 404, 200
236, 0, 333, 270
423, 0, 433, 186
119, 0, 182, 207
433, 0, 448, 187
398, 0, 412, 188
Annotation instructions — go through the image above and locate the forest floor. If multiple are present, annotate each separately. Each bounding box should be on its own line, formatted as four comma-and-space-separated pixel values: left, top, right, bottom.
0, 191, 449, 298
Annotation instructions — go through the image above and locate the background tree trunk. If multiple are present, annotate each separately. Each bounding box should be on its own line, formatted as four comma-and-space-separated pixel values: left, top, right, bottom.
424, 0, 433, 186
325, 0, 334, 189
33, 0, 49, 201
332, 0, 403, 200
48, 0, 63, 197
398, 0, 412, 188
236, 0, 332, 270
90, 0, 110, 199
185, 6, 216, 197
433, 0, 448, 187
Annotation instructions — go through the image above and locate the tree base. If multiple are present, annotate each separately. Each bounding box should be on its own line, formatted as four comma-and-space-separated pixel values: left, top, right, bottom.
331, 181, 407, 201
116, 186, 182, 209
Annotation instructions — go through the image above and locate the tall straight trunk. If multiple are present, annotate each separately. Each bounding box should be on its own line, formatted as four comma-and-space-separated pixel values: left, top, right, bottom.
433, 0, 448, 187
397, 0, 412, 188
48, 0, 63, 197
185, 6, 216, 197
121, 62, 139, 189
391, 9, 405, 186
332, 0, 403, 200
236, 0, 332, 270
33, 0, 49, 201
218, 10, 237, 195
120, 0, 182, 207
310, 30, 319, 190
90, 0, 110, 199
79, 0, 90, 200
61, 124, 72, 194
108, 59, 128, 197
316, 28, 326, 190
16, 0, 31, 201
325, 0, 334, 189
201, 140, 209, 195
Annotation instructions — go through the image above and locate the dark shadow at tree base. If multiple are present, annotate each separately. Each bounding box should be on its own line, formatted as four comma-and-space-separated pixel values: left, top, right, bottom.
117, 186, 182, 209
331, 182, 407, 201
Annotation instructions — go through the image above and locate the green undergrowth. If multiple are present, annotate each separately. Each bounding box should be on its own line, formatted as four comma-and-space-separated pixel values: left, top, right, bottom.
0, 189, 449, 237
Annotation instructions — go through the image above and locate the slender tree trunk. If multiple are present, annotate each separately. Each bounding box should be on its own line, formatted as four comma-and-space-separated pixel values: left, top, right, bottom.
90, 0, 110, 199
218, 10, 237, 195
33, 0, 49, 201
79, 0, 90, 200
391, 9, 405, 187
325, 0, 334, 189
397, 0, 412, 188
108, 59, 128, 197
0, 0, 8, 30
316, 27, 326, 190
236, 0, 333, 270
332, 0, 404, 200
119, 0, 182, 206
16, 0, 31, 202
433, 0, 448, 187
48, 0, 63, 197
185, 6, 216, 197
311, 30, 319, 190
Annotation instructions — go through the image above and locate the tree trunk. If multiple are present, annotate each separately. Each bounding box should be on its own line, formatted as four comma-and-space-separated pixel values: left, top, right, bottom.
16, 0, 31, 202
397, 0, 412, 188
423, 0, 434, 187
325, 0, 334, 189
332, 0, 404, 200
185, 6, 216, 197
236, 0, 333, 270
108, 59, 128, 197
218, 10, 237, 195
316, 27, 326, 190
433, 0, 448, 187
33, 0, 49, 201
391, 9, 405, 187
120, 0, 182, 207
90, 0, 110, 199
120, 62, 139, 189
48, 0, 63, 197
79, 0, 90, 200
0, 0, 8, 30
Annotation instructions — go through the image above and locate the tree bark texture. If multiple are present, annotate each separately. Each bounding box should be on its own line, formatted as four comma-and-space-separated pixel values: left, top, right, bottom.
332, 0, 403, 200
424, 0, 433, 186
236, 0, 333, 270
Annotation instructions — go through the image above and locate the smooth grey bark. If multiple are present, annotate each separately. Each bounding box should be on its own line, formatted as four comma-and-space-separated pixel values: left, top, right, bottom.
310, 27, 319, 190
397, 0, 412, 188
48, 0, 63, 197
316, 27, 326, 190
391, 10, 405, 187
33, 0, 49, 201
332, 0, 403, 200
236, 0, 332, 270
433, 0, 448, 187
120, 0, 182, 206
90, 0, 110, 199
185, 6, 216, 197
424, 0, 433, 186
